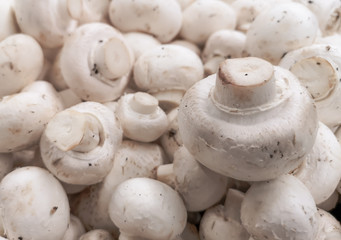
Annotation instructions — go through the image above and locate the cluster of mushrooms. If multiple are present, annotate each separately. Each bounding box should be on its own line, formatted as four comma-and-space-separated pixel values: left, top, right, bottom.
2, 0, 341, 239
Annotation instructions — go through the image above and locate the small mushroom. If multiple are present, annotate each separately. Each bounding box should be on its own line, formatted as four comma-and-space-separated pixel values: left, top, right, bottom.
12, 0, 78, 48
178, 57, 318, 181
0, 34, 44, 97
79, 229, 114, 240
180, 0, 237, 46
71, 140, 166, 237
316, 208, 341, 239
157, 146, 228, 212
109, 0, 182, 43
60, 23, 134, 102
133, 44, 204, 111
244, 2, 319, 64
62, 214, 86, 240
199, 189, 250, 240
241, 174, 319, 240
40, 101, 122, 185
0, 81, 63, 153
0, 166, 70, 240
116, 92, 168, 142
108, 177, 187, 240
0, 0, 19, 41
279, 44, 341, 128
292, 122, 341, 204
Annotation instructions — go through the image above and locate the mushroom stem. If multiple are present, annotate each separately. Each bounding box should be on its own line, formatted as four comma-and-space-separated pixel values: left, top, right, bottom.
129, 92, 159, 114
91, 37, 132, 80
156, 164, 176, 189
44, 110, 101, 152
223, 189, 245, 223
213, 57, 276, 109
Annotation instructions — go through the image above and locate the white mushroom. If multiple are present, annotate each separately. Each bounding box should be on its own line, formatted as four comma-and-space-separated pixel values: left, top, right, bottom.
123, 32, 161, 60
116, 92, 168, 142
60, 22, 134, 102
0, 81, 63, 153
178, 57, 318, 181
316, 208, 341, 239
279, 44, 341, 128
0, 0, 19, 41
40, 101, 122, 185
71, 140, 166, 237
62, 214, 86, 240
241, 174, 319, 240
180, 0, 237, 46
133, 44, 204, 111
199, 189, 250, 240
244, 2, 319, 65
12, 0, 78, 48
79, 229, 114, 240
157, 146, 228, 212
0, 166, 70, 240
109, 0, 182, 43
67, 0, 110, 24
0, 34, 44, 97
292, 122, 341, 204
108, 177, 187, 240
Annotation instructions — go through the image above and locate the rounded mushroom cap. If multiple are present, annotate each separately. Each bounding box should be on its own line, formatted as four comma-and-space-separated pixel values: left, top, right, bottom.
178, 57, 318, 181
316, 208, 341, 239
172, 146, 228, 212
123, 32, 161, 60
109, 0, 182, 43
62, 214, 86, 240
40, 101, 122, 185
79, 229, 114, 240
116, 92, 168, 142
109, 178, 187, 240
0, 34, 44, 97
245, 2, 319, 64
133, 44, 204, 93
293, 122, 341, 204
241, 174, 319, 240
13, 0, 77, 48
180, 0, 237, 46
60, 22, 134, 102
0, 81, 63, 153
0, 166, 70, 240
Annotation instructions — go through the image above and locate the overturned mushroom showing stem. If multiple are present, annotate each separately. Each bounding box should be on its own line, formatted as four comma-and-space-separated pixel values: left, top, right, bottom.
60, 22, 134, 102
40, 101, 122, 185
244, 2, 319, 65
292, 122, 341, 204
280, 44, 341, 128
178, 57, 318, 181
117, 92, 168, 142
12, 0, 78, 48
134, 44, 204, 111
108, 178, 187, 240
0, 166, 70, 240
157, 146, 228, 212
71, 140, 166, 237
0, 34, 44, 97
199, 189, 250, 240
109, 0, 182, 43
241, 174, 319, 240
0, 81, 63, 153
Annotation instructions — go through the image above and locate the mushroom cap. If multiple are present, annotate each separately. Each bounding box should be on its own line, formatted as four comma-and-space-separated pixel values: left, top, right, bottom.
109, 0, 182, 43
293, 122, 341, 204
62, 214, 86, 240
0, 81, 63, 153
279, 44, 341, 128
245, 2, 319, 64
180, 0, 237, 46
109, 177, 187, 240
117, 92, 168, 142
40, 101, 122, 185
123, 32, 161, 60
0, 34, 44, 97
316, 208, 341, 239
178, 58, 318, 181
0, 166, 70, 240
133, 44, 204, 93
13, 0, 77, 48
79, 229, 114, 240
60, 22, 134, 102
240, 174, 319, 240
172, 146, 228, 212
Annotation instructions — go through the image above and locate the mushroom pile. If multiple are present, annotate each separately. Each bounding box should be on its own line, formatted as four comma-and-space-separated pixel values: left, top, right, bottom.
1, 0, 341, 239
